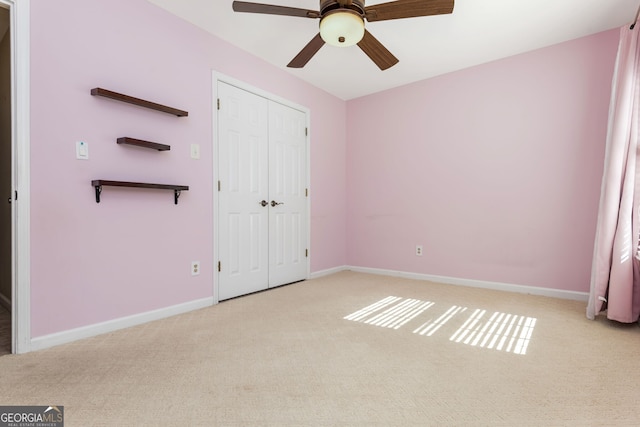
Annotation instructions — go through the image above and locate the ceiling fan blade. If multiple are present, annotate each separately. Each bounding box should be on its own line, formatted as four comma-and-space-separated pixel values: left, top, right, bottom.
232, 1, 320, 19
357, 29, 399, 70
365, 0, 454, 22
287, 33, 326, 68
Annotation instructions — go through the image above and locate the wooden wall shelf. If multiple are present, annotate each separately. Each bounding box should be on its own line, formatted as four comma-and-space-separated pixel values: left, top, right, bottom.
91, 88, 188, 117
117, 137, 170, 151
92, 180, 189, 205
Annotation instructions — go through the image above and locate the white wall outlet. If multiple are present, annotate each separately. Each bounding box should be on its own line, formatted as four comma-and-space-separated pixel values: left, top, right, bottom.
190, 144, 200, 159
76, 141, 89, 160
191, 261, 200, 276
416, 245, 423, 256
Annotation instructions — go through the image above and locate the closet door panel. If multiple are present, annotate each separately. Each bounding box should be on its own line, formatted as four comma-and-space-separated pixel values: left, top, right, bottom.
268, 101, 308, 287
218, 82, 270, 300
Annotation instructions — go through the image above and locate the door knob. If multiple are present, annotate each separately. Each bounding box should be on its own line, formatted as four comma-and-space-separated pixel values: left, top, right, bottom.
260, 200, 268, 207
270, 200, 284, 207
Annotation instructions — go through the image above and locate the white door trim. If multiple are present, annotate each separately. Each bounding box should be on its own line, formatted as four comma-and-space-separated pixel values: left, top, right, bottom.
2, 0, 30, 354
212, 72, 311, 303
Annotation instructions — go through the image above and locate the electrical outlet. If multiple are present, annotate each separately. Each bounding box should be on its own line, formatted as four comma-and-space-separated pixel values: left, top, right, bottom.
191, 261, 200, 276
416, 245, 423, 256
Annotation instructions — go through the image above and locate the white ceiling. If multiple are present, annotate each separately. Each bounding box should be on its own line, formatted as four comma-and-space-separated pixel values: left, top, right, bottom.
147, 0, 640, 100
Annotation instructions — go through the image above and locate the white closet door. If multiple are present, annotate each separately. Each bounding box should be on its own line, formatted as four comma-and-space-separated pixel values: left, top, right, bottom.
217, 82, 309, 300
218, 82, 269, 300
268, 100, 308, 287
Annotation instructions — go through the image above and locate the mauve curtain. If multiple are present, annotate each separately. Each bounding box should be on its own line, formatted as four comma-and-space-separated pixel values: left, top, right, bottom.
587, 25, 640, 323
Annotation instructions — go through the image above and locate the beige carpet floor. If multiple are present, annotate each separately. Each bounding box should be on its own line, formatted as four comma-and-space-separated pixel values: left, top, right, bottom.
0, 271, 639, 426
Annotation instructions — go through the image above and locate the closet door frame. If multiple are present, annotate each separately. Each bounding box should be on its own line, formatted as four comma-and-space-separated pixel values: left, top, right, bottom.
212, 72, 311, 303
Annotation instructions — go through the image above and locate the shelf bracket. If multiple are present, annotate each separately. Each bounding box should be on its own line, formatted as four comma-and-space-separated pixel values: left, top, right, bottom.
94, 184, 103, 203
174, 190, 181, 205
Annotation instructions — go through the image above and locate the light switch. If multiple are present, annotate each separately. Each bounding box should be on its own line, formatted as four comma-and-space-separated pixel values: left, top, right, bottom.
76, 141, 89, 160
190, 144, 200, 160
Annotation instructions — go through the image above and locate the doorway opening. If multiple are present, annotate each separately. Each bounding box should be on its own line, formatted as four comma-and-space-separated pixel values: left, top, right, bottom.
1, 0, 30, 355
0, 3, 11, 356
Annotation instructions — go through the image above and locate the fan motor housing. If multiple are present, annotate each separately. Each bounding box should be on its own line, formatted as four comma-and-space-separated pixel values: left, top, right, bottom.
320, 0, 365, 17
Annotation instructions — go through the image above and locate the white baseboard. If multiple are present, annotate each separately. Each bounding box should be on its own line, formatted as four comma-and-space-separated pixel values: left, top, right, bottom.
347, 266, 589, 302
30, 297, 215, 352
0, 293, 10, 312
309, 265, 348, 280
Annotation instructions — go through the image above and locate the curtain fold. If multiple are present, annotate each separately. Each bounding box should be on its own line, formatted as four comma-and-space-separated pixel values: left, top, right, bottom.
587, 26, 640, 323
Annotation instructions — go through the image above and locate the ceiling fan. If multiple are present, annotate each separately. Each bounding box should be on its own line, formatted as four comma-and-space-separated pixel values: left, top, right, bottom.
232, 0, 454, 70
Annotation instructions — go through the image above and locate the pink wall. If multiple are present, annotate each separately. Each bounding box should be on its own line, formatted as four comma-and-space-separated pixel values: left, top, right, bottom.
29, 0, 619, 339
346, 30, 618, 293
29, 0, 347, 337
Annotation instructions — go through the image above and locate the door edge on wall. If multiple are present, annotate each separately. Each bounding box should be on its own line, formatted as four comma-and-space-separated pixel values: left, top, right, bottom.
2, 0, 31, 354
211, 71, 311, 303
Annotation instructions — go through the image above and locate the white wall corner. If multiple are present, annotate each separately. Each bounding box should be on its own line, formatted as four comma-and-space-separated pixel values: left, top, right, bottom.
309, 265, 348, 280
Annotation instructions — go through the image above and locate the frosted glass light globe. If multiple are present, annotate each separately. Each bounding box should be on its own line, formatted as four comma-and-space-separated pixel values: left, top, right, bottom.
320, 11, 365, 47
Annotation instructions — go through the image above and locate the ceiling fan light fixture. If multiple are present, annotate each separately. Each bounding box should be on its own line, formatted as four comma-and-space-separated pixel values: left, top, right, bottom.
319, 10, 365, 47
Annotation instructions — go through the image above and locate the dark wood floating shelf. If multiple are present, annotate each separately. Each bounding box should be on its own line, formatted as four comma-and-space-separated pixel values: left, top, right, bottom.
90, 88, 188, 117
92, 180, 189, 205
117, 137, 170, 151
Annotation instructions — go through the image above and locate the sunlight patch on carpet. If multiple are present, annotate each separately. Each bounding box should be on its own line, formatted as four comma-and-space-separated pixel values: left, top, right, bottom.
344, 297, 536, 355
450, 310, 536, 355
344, 296, 434, 330
413, 305, 468, 337
343, 296, 403, 322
